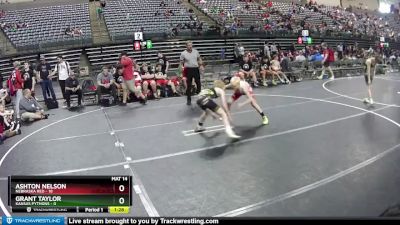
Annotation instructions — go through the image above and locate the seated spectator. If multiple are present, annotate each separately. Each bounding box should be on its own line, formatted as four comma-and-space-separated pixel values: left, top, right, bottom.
270, 54, 290, 84
113, 65, 128, 105
73, 27, 83, 37
160, 0, 166, 7
19, 89, 48, 122
295, 52, 306, 62
239, 56, 259, 86
0, 114, 21, 146
100, 0, 106, 8
65, 26, 73, 36
0, 87, 11, 106
259, 56, 275, 86
0, 103, 18, 133
154, 64, 180, 97
97, 66, 117, 104
65, 72, 82, 109
140, 63, 158, 100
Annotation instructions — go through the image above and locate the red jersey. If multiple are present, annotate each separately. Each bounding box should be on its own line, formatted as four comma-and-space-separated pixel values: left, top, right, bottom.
10, 68, 24, 90
120, 56, 134, 81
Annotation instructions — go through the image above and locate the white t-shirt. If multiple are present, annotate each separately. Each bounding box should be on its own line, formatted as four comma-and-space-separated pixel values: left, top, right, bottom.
54, 61, 70, 81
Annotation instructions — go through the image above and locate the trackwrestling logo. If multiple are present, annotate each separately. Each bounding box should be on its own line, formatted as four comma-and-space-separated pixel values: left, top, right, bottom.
2, 216, 64, 225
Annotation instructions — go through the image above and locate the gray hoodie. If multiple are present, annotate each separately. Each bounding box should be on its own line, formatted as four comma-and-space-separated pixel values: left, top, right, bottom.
19, 96, 43, 113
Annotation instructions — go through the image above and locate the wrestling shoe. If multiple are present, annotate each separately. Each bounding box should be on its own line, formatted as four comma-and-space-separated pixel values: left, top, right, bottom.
369, 98, 374, 105
226, 129, 241, 139
262, 81, 268, 87
329, 76, 335, 80
194, 125, 205, 133
262, 116, 269, 125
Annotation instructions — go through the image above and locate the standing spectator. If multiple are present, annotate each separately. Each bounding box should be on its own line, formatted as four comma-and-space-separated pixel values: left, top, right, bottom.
22, 61, 36, 98
97, 66, 117, 104
289, 43, 296, 54
119, 51, 147, 105
10, 61, 24, 120
264, 41, 271, 60
65, 72, 82, 109
317, 43, 335, 80
238, 43, 245, 59
157, 51, 169, 74
36, 56, 57, 103
51, 55, 71, 106
234, 43, 241, 63
270, 42, 278, 55
180, 41, 204, 105
337, 43, 344, 60
19, 89, 48, 122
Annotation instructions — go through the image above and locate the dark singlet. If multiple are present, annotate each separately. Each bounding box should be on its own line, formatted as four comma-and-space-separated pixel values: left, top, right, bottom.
198, 88, 218, 99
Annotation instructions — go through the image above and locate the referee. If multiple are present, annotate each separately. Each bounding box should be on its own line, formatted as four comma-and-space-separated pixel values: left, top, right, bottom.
180, 41, 204, 105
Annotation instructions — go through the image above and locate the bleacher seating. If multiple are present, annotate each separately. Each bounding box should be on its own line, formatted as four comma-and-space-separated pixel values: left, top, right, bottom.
103, 0, 209, 40
0, 49, 82, 81
0, 3, 92, 50
85, 37, 373, 71
191, 0, 334, 31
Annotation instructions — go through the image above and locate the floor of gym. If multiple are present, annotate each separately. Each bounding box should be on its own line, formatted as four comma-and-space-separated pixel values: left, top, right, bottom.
1, 73, 400, 217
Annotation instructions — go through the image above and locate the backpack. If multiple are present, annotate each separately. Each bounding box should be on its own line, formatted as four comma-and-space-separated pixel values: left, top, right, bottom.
327, 49, 335, 62
81, 79, 97, 93
45, 99, 58, 109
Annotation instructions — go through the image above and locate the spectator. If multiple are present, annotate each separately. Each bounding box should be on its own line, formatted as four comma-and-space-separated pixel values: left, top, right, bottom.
270, 43, 278, 55
234, 43, 241, 63
157, 51, 169, 74
22, 61, 36, 98
140, 63, 158, 100
337, 43, 344, 60
238, 43, 245, 59
96, 4, 103, 20
113, 65, 127, 105
72, 27, 83, 37
65, 71, 82, 109
264, 41, 271, 60
239, 56, 258, 87
51, 55, 71, 106
10, 61, 24, 121
0, 87, 11, 106
97, 66, 117, 104
100, 0, 106, 8
317, 43, 335, 80
65, 26, 73, 36
0, 105, 20, 145
36, 56, 57, 102
119, 51, 147, 105
19, 89, 48, 122
270, 54, 290, 84
295, 51, 306, 62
